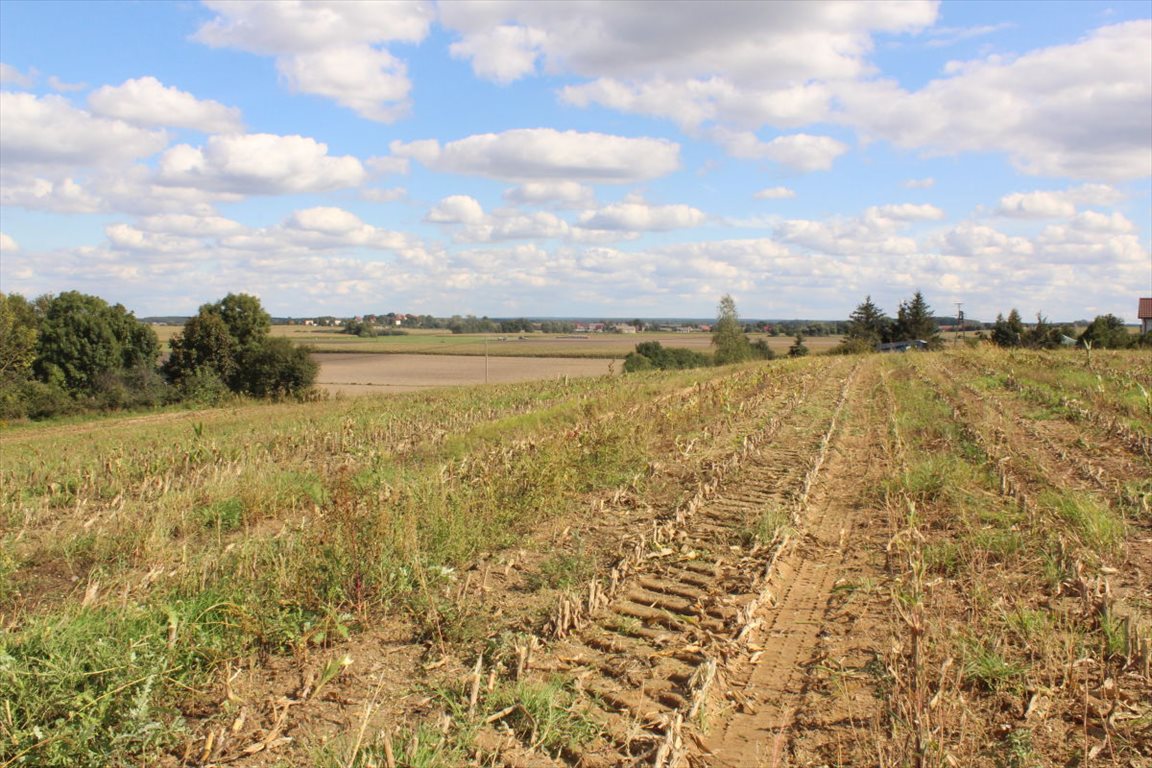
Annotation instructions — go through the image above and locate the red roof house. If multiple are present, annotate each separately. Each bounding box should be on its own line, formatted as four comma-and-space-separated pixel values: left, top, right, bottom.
1140, 297, 1152, 334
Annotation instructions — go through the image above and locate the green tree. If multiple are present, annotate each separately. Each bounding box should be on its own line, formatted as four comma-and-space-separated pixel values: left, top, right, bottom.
0, 292, 39, 380
990, 309, 1025, 347
712, 294, 753, 365
788, 333, 809, 357
893, 291, 941, 348
212, 293, 271, 348
164, 294, 317, 398
163, 309, 237, 385
34, 291, 160, 395
840, 295, 889, 353
1079, 314, 1132, 349
232, 336, 318, 397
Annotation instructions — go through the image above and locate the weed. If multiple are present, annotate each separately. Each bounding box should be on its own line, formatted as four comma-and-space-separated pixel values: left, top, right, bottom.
485, 677, 602, 756
960, 635, 1025, 694
1041, 490, 1124, 556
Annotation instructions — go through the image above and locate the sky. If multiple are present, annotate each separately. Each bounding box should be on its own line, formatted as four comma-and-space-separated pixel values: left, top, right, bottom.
1, 0, 1150, 322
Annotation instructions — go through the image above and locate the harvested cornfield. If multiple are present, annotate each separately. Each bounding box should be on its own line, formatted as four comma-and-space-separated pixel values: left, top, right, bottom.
2, 348, 1149, 767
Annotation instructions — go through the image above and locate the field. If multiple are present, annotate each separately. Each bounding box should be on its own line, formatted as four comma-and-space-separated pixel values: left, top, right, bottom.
2, 347, 1149, 767
314, 354, 617, 396
152, 325, 847, 359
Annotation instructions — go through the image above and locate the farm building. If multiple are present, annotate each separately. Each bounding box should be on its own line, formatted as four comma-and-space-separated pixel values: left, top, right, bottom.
876, 340, 928, 353
1140, 297, 1152, 334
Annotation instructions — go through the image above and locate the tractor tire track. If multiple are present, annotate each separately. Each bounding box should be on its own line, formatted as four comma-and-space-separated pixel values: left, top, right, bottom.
489, 359, 859, 767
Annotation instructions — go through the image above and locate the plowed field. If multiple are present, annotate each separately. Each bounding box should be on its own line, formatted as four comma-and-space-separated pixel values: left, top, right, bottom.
2, 349, 1149, 768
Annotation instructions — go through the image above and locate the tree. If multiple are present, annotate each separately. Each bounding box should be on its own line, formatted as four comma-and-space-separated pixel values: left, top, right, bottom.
213, 293, 271, 348
232, 336, 318, 397
788, 333, 809, 357
893, 291, 941, 348
34, 291, 160, 395
712, 294, 753, 365
164, 293, 317, 398
991, 309, 1025, 347
163, 309, 237, 385
840, 295, 889, 353
0, 292, 38, 380
1079, 314, 1132, 349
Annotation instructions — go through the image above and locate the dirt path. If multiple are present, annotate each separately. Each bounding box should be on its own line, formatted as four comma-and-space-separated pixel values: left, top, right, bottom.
474, 360, 862, 766
693, 361, 891, 766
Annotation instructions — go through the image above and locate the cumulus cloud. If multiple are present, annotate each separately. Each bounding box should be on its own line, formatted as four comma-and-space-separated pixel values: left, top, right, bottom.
754, 186, 796, 199
841, 20, 1152, 180
504, 181, 596, 208
129, 214, 242, 237
278, 45, 411, 122
997, 184, 1126, 218
157, 133, 366, 195
391, 129, 680, 183
105, 224, 203, 254
443, 1, 935, 130
88, 77, 243, 132
866, 203, 945, 222
361, 187, 407, 203
427, 195, 486, 225
0, 63, 35, 87
279, 206, 411, 249
194, 0, 431, 121
0, 232, 19, 252
0, 92, 168, 170
579, 198, 706, 231
713, 130, 849, 171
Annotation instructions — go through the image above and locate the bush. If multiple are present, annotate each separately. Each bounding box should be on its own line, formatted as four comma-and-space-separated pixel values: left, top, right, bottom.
232, 337, 319, 398
623, 342, 711, 372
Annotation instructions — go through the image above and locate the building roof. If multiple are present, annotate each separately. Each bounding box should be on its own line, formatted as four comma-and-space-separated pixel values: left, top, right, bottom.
1140, 298, 1152, 319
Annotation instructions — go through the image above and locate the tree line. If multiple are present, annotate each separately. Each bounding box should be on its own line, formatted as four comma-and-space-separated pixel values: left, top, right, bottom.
0, 291, 317, 420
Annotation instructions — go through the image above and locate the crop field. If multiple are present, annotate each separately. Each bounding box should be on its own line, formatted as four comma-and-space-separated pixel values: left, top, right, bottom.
1, 348, 1149, 767
151, 325, 847, 359
314, 354, 617, 396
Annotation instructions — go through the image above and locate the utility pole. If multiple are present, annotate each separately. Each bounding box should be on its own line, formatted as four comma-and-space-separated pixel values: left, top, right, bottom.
955, 302, 965, 346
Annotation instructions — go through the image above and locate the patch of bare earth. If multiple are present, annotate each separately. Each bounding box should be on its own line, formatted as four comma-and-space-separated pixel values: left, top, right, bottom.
471, 360, 864, 766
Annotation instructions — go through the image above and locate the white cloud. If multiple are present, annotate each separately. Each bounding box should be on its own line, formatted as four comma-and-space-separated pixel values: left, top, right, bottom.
504, 181, 596, 208
754, 186, 796, 199
366, 155, 410, 175
194, 0, 431, 121
997, 190, 1077, 219
47, 75, 86, 92
931, 222, 1034, 259
579, 199, 706, 231
156, 133, 366, 195
0, 92, 168, 170
391, 129, 680, 183
997, 184, 1126, 218
88, 77, 243, 132
904, 177, 935, 189
713, 130, 849, 171
427, 195, 486, 225
841, 20, 1152, 180
0, 63, 35, 88
136, 213, 245, 237
278, 45, 411, 122
0, 232, 19, 252
278, 206, 412, 249
105, 224, 203, 254
361, 187, 407, 203
866, 203, 945, 221
448, 24, 548, 84
444, 1, 935, 130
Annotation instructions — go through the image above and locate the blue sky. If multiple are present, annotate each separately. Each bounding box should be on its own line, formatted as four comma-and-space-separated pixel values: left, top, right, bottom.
1, 1, 1149, 322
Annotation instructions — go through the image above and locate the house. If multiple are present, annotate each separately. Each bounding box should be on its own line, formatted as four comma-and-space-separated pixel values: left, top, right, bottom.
876, 339, 928, 353
1140, 298, 1152, 334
